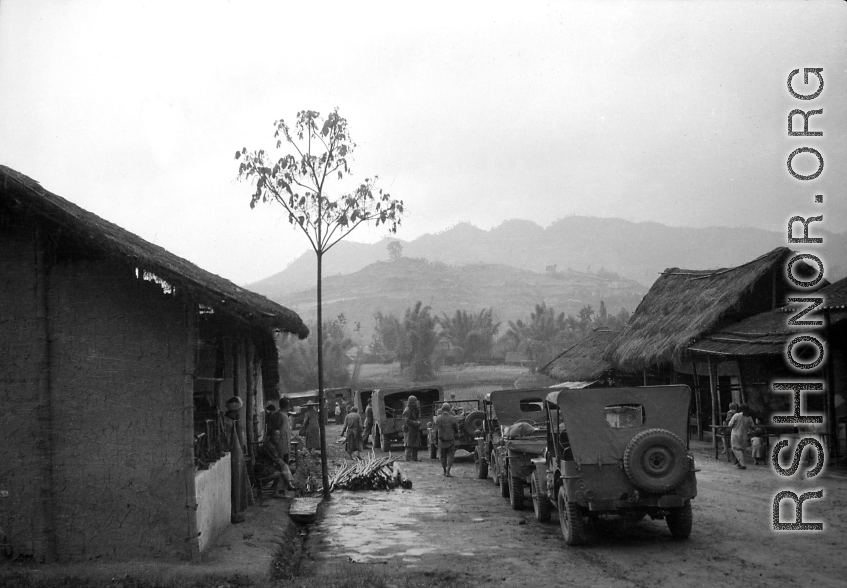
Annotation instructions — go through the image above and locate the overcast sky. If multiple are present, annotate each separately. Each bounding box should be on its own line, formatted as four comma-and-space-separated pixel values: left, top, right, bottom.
1, 1, 844, 285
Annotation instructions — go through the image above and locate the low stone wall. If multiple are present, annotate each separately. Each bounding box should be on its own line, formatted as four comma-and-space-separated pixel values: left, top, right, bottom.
194, 454, 231, 553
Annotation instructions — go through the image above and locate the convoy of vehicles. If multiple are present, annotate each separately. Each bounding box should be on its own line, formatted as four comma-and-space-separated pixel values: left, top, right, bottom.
285, 383, 697, 546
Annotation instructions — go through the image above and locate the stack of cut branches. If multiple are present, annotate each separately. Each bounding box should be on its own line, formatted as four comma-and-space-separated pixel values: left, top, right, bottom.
323, 451, 412, 493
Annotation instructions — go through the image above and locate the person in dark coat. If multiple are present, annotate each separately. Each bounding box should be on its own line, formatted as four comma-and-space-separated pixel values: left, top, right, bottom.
255, 429, 297, 496
434, 402, 460, 476
268, 397, 292, 463
300, 400, 321, 453
362, 398, 374, 447
224, 396, 250, 523
342, 406, 363, 459
402, 395, 422, 462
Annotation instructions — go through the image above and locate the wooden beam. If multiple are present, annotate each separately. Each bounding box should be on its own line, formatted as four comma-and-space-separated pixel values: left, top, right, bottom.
245, 341, 255, 458
824, 311, 838, 460
708, 355, 719, 453
691, 359, 703, 441
182, 298, 201, 562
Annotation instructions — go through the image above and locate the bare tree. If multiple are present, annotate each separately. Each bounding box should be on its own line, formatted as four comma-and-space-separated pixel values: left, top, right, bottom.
236, 109, 404, 499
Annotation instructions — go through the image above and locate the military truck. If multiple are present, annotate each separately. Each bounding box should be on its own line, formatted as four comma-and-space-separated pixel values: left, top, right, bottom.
533, 386, 698, 545
426, 400, 485, 459
481, 389, 548, 510
371, 386, 443, 452
287, 387, 352, 427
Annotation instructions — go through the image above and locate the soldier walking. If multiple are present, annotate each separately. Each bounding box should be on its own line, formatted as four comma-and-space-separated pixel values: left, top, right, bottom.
434, 402, 460, 476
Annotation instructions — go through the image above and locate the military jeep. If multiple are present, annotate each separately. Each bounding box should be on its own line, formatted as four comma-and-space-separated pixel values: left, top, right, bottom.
371, 386, 442, 452
476, 389, 548, 510
426, 399, 485, 459
534, 386, 697, 545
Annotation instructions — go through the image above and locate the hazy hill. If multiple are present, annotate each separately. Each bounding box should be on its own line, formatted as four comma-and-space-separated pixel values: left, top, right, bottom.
270, 257, 647, 343
249, 216, 846, 298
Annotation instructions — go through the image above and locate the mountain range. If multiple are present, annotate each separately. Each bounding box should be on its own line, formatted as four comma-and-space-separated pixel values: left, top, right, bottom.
248, 216, 845, 341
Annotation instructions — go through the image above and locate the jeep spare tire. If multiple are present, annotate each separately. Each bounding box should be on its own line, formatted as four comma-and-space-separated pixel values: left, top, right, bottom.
463, 411, 485, 436
623, 428, 688, 493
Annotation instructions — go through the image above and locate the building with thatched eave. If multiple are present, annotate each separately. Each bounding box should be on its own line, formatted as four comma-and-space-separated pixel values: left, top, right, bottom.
0, 166, 308, 562
604, 247, 822, 440
538, 328, 638, 388
685, 277, 847, 460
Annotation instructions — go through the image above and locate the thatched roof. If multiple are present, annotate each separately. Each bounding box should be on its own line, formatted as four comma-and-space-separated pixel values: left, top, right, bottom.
605, 247, 811, 371
821, 276, 847, 310
688, 279, 847, 357
1, 166, 308, 338
686, 307, 796, 357
539, 329, 617, 381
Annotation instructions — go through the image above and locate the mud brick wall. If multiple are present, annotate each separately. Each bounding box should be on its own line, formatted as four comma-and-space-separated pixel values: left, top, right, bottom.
0, 228, 43, 558
48, 259, 191, 561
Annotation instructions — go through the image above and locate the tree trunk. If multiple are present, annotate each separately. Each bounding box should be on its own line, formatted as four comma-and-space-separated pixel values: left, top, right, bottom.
317, 251, 330, 500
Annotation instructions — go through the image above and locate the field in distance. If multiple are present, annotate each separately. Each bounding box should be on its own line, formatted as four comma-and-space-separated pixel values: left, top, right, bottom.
354, 363, 555, 401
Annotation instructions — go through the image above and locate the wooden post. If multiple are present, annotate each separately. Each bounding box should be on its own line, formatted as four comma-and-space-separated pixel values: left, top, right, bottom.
824, 311, 838, 460
707, 355, 719, 453
245, 341, 255, 458
182, 299, 201, 562
735, 360, 746, 405
691, 359, 703, 441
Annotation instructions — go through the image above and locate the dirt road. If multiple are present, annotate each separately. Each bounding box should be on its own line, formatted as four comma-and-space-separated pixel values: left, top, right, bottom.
300, 437, 847, 588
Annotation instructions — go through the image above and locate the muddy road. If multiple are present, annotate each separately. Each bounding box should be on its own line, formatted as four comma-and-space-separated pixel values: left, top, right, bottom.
300, 432, 847, 588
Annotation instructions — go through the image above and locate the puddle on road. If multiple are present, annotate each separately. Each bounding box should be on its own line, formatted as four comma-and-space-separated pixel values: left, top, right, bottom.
314, 489, 449, 561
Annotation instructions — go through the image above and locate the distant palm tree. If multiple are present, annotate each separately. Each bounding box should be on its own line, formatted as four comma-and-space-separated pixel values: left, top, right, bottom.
399, 301, 438, 380
437, 308, 500, 363
504, 302, 568, 365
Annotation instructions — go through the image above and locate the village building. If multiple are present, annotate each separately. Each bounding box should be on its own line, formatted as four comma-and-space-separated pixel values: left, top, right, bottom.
603, 247, 822, 442
538, 328, 639, 389
685, 277, 847, 460
0, 166, 308, 562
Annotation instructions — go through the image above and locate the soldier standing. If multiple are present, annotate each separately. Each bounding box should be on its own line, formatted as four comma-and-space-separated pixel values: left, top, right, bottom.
402, 395, 422, 462
362, 398, 374, 447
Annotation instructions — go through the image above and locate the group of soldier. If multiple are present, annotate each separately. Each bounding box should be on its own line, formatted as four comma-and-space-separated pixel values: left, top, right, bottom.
401, 396, 461, 476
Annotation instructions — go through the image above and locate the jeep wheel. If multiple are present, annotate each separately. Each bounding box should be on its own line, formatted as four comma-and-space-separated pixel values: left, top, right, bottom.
499, 463, 510, 498
558, 486, 587, 546
531, 471, 551, 522
491, 450, 500, 486
381, 434, 391, 453
666, 503, 693, 539
464, 411, 486, 436
474, 449, 489, 479
509, 474, 524, 510
429, 442, 438, 460
623, 428, 688, 493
